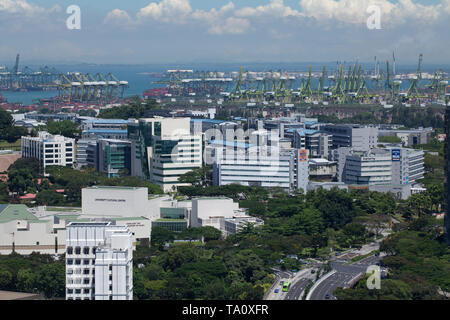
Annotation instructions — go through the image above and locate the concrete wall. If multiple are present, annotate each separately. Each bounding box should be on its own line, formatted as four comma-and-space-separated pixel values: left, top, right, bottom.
82, 187, 149, 218
190, 198, 238, 228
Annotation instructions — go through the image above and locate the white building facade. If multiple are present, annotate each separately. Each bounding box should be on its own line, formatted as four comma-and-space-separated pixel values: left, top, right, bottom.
213, 148, 309, 192
21, 131, 75, 170
65, 222, 133, 300
128, 118, 203, 192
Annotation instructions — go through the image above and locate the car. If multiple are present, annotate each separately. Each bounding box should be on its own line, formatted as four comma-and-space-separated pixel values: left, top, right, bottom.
274, 289, 279, 293
311, 269, 316, 274
375, 252, 380, 257
280, 281, 284, 285
325, 294, 330, 299
291, 269, 297, 273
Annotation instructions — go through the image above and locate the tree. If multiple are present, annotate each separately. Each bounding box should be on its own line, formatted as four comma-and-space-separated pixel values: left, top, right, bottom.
178, 166, 212, 187
36, 263, 65, 298
36, 190, 64, 206
8, 158, 41, 177
7, 169, 35, 195
151, 227, 175, 249
0, 108, 28, 143
3, 126, 28, 143
16, 268, 37, 293
45, 120, 81, 138
0, 267, 12, 289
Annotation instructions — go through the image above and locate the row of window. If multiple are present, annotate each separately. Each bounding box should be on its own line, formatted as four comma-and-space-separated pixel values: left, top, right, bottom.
67, 246, 95, 255
67, 288, 92, 295
67, 259, 94, 266
66, 277, 92, 284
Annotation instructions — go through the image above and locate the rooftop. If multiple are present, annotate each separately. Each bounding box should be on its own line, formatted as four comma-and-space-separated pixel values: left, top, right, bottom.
0, 205, 38, 223
84, 129, 127, 134
84, 186, 146, 190
83, 119, 128, 124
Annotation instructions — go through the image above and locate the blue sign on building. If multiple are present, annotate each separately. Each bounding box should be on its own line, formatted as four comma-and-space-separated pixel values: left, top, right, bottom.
392, 149, 401, 161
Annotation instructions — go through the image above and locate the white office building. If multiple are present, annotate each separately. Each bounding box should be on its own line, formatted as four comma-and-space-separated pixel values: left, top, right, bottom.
21, 131, 75, 170
213, 148, 309, 192
343, 149, 392, 185
386, 147, 425, 186
65, 222, 133, 300
322, 124, 378, 152
128, 117, 203, 192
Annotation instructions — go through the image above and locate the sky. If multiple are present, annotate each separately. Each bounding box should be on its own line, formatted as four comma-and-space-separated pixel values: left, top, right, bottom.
0, 0, 449, 66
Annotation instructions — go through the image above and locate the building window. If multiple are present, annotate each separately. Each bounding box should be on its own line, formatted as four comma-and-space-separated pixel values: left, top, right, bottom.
109, 285, 112, 291
109, 266, 112, 271
67, 289, 73, 294
75, 247, 81, 254
83, 269, 89, 275
75, 259, 81, 265
83, 278, 90, 284
83, 259, 90, 265
83, 247, 90, 254
67, 259, 73, 265
109, 296, 113, 300
92, 248, 96, 255
75, 289, 81, 294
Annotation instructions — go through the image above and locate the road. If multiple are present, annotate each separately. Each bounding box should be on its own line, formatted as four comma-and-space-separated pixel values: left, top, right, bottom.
266, 267, 317, 300
308, 247, 383, 300
284, 276, 315, 300
266, 231, 392, 301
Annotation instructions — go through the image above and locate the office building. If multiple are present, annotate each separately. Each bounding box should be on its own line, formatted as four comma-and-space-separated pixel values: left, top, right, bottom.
21, 131, 75, 170
65, 222, 133, 300
96, 139, 131, 177
334, 147, 425, 188
388, 147, 425, 186
343, 149, 392, 185
213, 147, 309, 192
378, 127, 432, 147
322, 124, 378, 151
128, 118, 203, 192
76, 139, 97, 169
292, 129, 332, 159
81, 119, 129, 140
309, 158, 337, 181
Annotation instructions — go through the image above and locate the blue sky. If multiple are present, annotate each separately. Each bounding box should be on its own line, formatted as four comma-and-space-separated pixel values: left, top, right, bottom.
0, 0, 449, 65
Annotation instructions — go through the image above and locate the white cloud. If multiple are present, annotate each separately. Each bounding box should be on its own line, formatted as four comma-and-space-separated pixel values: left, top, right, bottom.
299, 0, 442, 26
137, 0, 192, 23
0, 0, 44, 15
236, 0, 304, 18
209, 17, 251, 35
104, 0, 450, 34
104, 9, 134, 26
